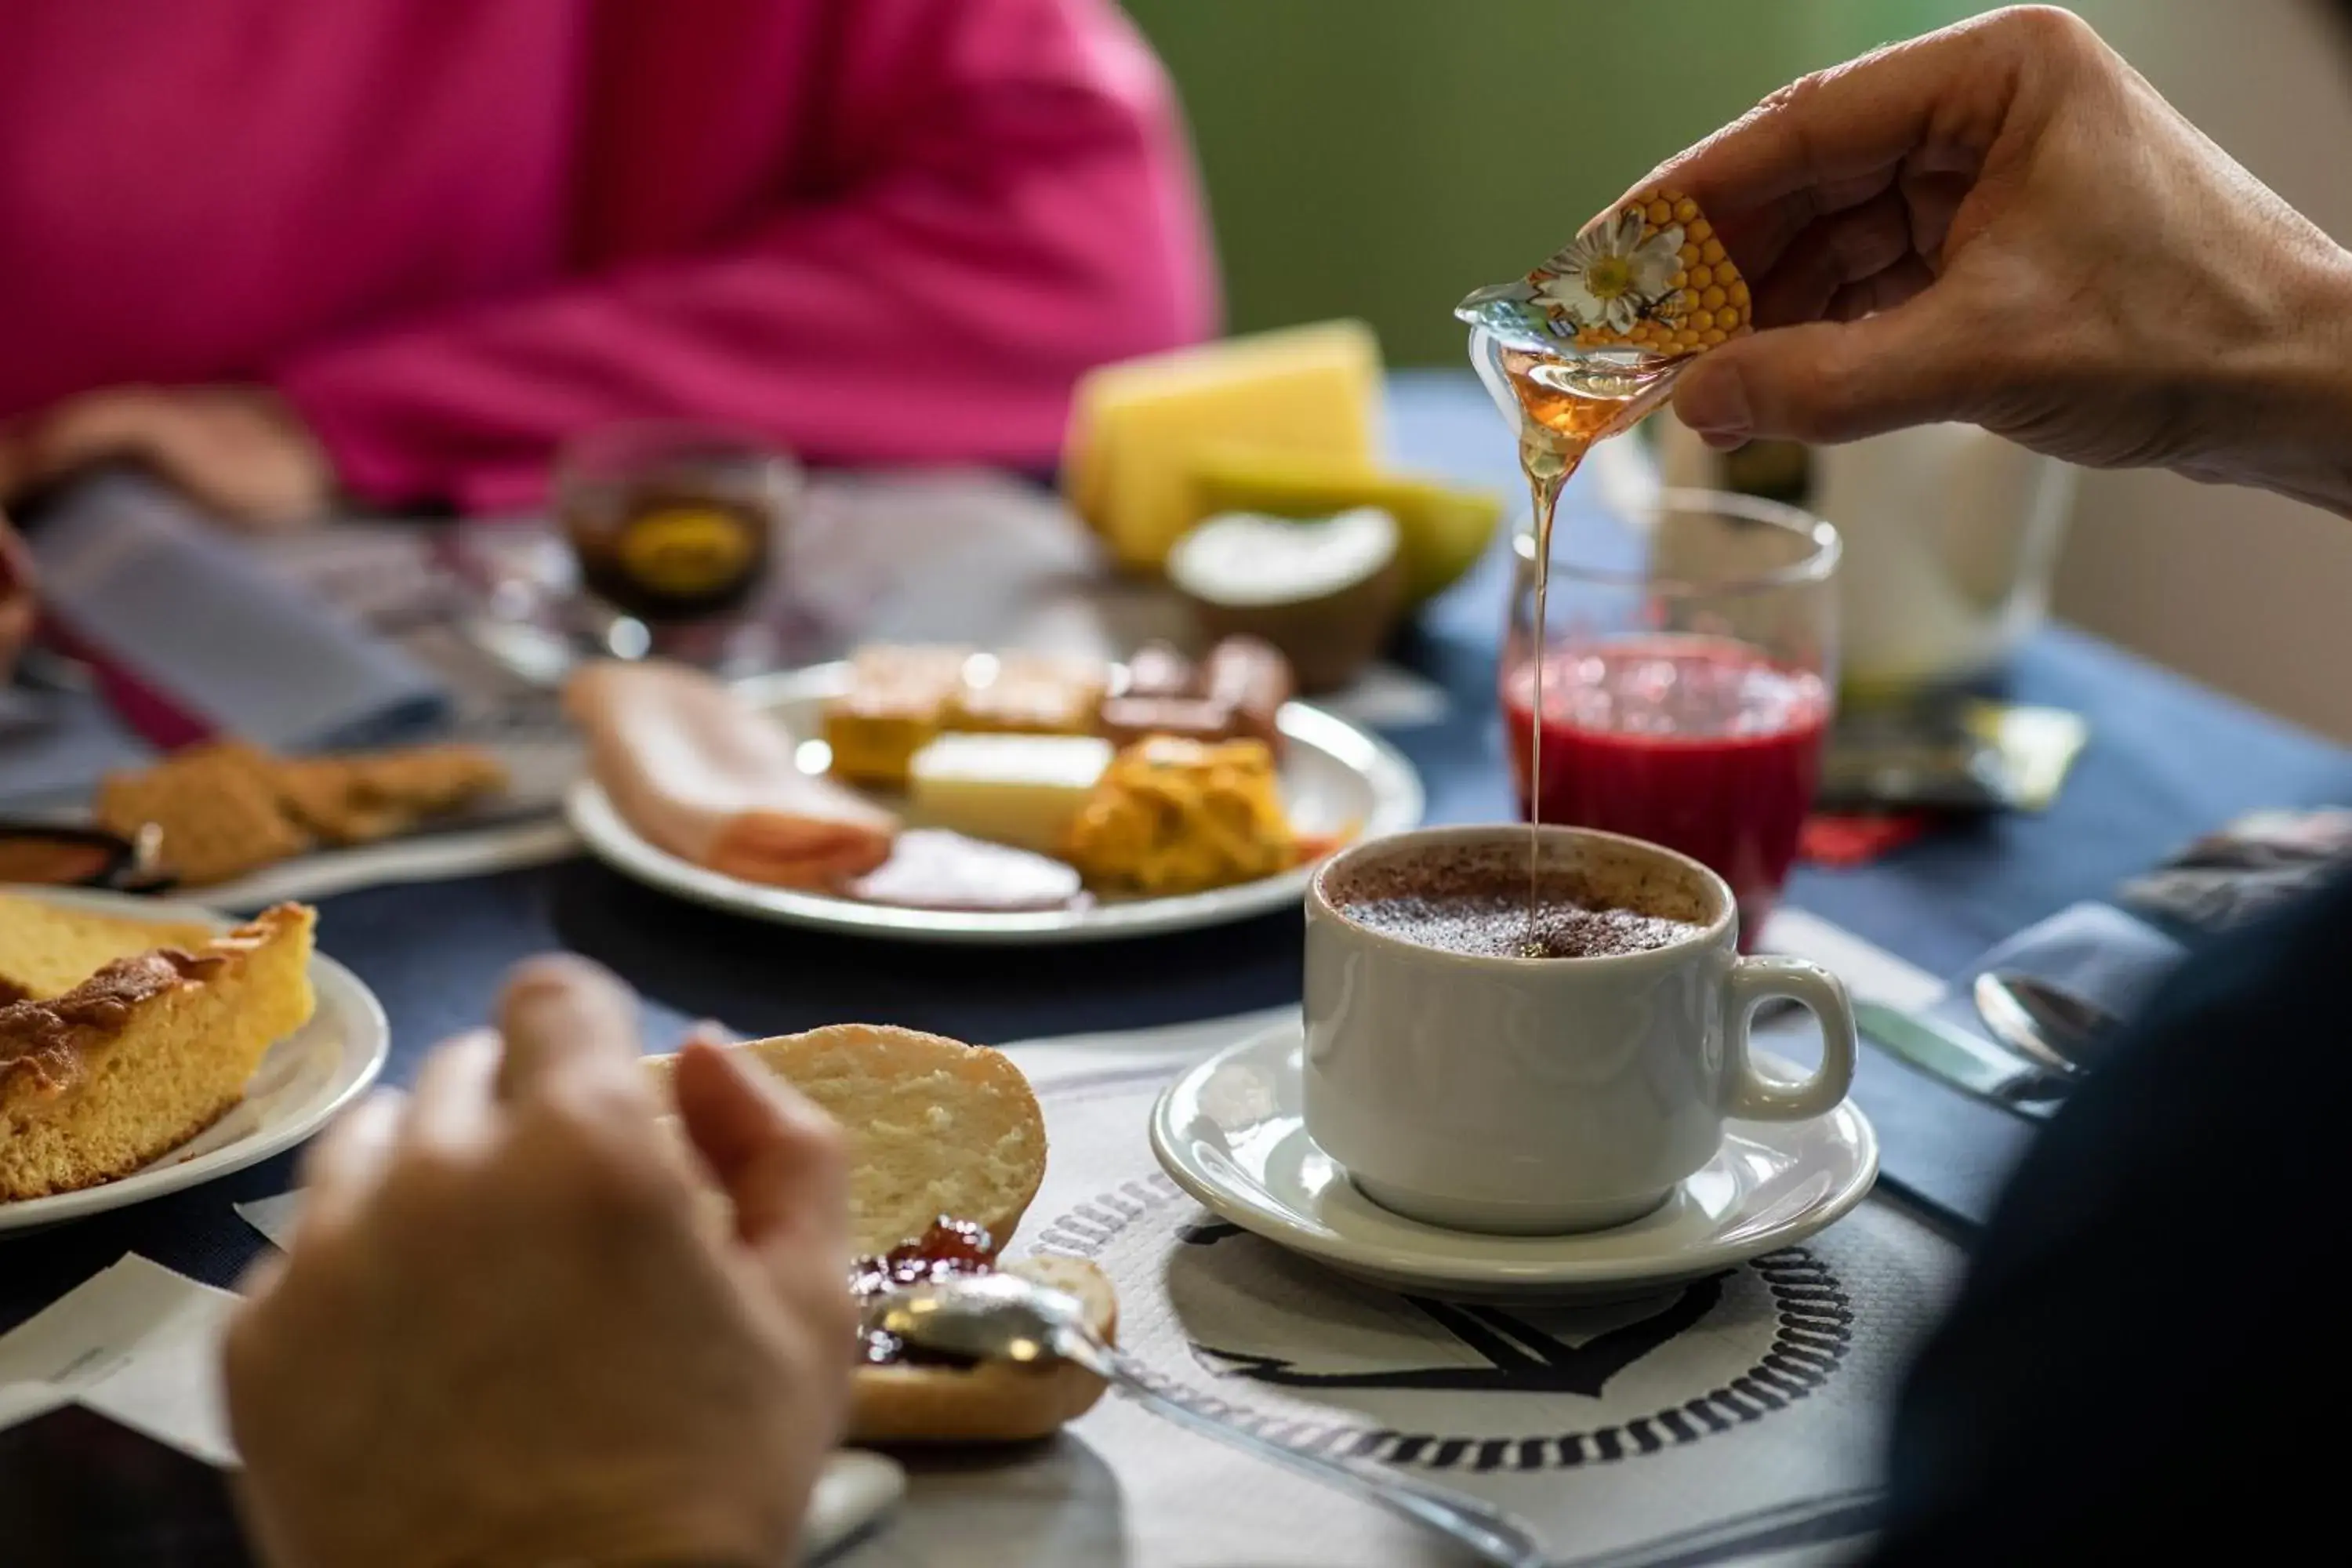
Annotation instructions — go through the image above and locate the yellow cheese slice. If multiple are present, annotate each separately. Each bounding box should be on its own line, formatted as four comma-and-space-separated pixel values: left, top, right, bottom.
1062, 320, 1384, 573
908, 733, 1114, 855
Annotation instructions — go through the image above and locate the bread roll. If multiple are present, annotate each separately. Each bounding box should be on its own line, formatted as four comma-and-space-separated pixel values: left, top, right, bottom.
849, 1253, 1115, 1444
643, 1022, 1046, 1256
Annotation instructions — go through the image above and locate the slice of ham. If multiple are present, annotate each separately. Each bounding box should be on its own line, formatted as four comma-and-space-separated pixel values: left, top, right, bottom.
565, 660, 895, 888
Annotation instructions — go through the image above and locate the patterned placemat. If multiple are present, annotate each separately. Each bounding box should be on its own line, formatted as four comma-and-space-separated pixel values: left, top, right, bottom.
984, 1034, 1962, 1567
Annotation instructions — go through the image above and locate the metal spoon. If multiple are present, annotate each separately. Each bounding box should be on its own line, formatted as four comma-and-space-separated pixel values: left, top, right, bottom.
1973, 971, 2118, 1080
867, 1272, 1549, 1568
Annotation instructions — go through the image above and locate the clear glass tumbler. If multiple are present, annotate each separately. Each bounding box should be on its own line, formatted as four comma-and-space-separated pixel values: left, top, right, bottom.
554, 421, 798, 626
1501, 488, 1840, 942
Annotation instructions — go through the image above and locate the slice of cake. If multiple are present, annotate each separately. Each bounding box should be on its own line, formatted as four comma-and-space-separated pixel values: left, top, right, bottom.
0, 892, 220, 1004
0, 904, 317, 1201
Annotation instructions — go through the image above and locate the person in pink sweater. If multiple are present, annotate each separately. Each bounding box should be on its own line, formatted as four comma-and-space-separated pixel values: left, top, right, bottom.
0, 0, 1215, 536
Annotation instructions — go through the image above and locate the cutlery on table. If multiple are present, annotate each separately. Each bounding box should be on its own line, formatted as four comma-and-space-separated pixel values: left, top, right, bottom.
867, 1272, 1550, 1568
1973, 970, 2115, 1079
1853, 998, 2064, 1120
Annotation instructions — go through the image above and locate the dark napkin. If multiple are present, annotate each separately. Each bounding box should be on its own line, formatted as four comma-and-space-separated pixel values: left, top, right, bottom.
1842, 900, 2184, 1230
1922, 898, 2184, 1051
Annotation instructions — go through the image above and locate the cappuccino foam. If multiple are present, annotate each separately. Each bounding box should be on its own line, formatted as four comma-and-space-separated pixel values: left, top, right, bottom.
1327, 840, 1708, 960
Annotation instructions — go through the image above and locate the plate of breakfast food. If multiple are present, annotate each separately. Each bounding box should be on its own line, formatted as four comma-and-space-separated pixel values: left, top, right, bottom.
641, 1020, 1115, 1444
564, 635, 1424, 942
0, 886, 387, 1232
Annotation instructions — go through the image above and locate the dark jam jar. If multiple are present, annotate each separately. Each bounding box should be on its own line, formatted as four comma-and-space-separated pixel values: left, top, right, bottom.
555, 422, 797, 623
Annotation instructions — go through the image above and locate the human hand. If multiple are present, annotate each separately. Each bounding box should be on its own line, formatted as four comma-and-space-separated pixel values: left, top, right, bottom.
225, 956, 854, 1568
0, 514, 33, 684
0, 385, 333, 530
1644, 5, 2352, 511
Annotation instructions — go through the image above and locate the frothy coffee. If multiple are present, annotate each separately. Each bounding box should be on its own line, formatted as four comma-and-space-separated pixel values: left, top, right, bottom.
1326, 840, 1708, 960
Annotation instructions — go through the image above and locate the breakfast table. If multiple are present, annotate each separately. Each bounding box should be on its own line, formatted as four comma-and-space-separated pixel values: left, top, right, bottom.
6, 372, 2352, 1566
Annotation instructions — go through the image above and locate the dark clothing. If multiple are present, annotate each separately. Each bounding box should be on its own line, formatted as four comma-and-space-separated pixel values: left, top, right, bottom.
1871, 869, 2352, 1563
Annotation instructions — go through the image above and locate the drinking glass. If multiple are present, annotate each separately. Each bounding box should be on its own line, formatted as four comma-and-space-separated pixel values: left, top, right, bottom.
554, 421, 799, 628
1501, 488, 1840, 942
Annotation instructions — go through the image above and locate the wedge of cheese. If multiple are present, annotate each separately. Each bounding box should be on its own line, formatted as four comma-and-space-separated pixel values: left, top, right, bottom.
1064, 321, 1384, 572
907, 734, 1113, 855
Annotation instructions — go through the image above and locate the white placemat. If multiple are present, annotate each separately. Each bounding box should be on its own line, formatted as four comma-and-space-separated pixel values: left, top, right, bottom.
891, 1033, 1955, 1568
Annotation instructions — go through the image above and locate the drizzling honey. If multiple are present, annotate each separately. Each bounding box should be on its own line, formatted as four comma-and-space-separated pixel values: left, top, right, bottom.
1501, 347, 1685, 956
1455, 183, 1755, 956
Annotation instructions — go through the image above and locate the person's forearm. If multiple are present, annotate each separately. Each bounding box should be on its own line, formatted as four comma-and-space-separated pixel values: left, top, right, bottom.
2179, 241, 2352, 517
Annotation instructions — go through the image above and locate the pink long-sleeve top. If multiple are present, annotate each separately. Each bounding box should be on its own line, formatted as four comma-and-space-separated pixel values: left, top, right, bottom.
0, 0, 1216, 512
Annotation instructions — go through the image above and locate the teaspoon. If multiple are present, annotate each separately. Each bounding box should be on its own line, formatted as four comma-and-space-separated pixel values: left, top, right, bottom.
867, 1272, 1549, 1568
1973, 970, 2118, 1080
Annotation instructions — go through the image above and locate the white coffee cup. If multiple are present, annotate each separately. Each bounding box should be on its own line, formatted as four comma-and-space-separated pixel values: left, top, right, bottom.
1303, 824, 1857, 1235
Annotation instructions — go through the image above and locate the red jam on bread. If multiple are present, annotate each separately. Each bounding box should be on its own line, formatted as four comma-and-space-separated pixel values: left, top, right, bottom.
852, 1216, 997, 1367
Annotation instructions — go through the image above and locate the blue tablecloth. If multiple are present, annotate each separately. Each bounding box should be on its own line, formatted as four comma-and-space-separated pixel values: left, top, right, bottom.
9, 372, 2352, 1568
9, 372, 2352, 1323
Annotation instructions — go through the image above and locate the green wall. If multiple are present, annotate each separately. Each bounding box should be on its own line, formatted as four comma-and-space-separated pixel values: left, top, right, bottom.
1123, 0, 1984, 365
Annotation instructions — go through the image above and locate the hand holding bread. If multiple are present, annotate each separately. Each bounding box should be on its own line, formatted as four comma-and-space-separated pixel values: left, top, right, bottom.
227, 953, 1113, 1568
643, 1022, 1116, 1445
225, 957, 854, 1568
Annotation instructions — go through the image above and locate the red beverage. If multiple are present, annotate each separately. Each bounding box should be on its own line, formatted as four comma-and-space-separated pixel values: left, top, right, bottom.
1502, 634, 1830, 939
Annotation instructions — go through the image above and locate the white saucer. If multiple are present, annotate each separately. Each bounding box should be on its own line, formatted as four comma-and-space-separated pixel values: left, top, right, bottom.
1149, 1022, 1879, 1300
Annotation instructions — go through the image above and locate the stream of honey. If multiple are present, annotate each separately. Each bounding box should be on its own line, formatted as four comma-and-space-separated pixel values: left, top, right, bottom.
1501, 345, 1687, 954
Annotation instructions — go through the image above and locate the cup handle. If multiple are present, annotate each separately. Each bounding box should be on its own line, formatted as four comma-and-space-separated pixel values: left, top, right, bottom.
1723, 955, 1857, 1121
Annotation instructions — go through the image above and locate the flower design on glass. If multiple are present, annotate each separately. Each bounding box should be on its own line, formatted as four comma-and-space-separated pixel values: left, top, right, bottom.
1536, 208, 1685, 332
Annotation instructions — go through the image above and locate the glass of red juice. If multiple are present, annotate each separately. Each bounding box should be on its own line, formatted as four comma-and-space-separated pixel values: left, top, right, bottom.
1501, 489, 1839, 948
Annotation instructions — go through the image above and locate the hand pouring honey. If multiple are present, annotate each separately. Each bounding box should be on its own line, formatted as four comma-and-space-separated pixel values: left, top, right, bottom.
1455, 187, 1754, 952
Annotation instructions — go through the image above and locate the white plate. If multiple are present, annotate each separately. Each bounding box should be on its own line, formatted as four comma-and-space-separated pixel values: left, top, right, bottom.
1149, 1021, 1879, 1300
567, 662, 1425, 944
1, 886, 390, 1234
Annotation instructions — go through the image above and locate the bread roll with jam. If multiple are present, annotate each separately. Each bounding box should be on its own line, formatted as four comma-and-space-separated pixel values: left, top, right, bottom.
644, 1022, 1114, 1443
851, 1230, 1116, 1445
